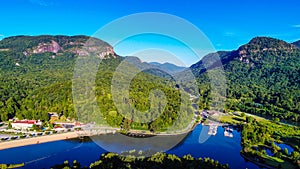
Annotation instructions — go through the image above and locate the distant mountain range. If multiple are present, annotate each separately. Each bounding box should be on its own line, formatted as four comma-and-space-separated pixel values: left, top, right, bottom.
0, 35, 299, 124
292, 40, 300, 48
148, 62, 186, 74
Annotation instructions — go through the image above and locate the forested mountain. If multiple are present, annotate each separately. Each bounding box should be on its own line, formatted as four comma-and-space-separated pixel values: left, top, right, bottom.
1, 35, 299, 128
292, 40, 300, 48
0, 35, 193, 132
191, 37, 300, 123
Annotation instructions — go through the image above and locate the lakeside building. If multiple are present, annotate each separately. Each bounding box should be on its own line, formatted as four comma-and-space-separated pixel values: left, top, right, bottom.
53, 122, 82, 129
12, 119, 42, 130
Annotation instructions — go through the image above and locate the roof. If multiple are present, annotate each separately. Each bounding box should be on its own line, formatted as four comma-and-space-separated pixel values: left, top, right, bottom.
13, 120, 37, 124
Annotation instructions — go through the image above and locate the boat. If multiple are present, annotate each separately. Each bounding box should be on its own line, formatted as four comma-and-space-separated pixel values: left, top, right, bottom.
224, 127, 233, 137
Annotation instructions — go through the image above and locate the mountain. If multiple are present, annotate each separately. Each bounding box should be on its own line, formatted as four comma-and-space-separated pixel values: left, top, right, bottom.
292, 40, 300, 48
122, 57, 184, 79
149, 62, 186, 74
0, 35, 116, 121
0, 35, 115, 58
190, 37, 300, 122
1, 35, 298, 127
0, 35, 191, 132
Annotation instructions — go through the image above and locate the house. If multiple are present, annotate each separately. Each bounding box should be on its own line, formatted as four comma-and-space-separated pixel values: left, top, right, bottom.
12, 119, 42, 130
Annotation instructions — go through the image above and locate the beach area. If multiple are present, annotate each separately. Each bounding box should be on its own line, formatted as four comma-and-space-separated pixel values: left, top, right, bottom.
0, 132, 78, 150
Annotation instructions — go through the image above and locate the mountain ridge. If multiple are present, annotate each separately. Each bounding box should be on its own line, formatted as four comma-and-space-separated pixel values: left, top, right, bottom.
292, 39, 300, 48
0, 35, 299, 124
149, 62, 186, 74
190, 36, 300, 123
0, 35, 115, 60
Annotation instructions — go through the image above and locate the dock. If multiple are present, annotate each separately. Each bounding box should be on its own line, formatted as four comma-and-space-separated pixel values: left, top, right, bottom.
76, 126, 118, 137
207, 123, 218, 135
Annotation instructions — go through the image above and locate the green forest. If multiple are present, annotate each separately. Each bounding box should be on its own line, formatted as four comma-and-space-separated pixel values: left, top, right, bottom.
51, 152, 229, 169
241, 116, 300, 168
191, 37, 300, 123
0, 35, 299, 132
0, 35, 193, 132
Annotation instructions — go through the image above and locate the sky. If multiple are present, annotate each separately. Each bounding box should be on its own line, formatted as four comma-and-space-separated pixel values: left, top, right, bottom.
0, 0, 300, 66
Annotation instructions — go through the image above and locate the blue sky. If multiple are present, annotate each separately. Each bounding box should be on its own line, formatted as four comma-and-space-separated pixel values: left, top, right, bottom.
0, 0, 300, 66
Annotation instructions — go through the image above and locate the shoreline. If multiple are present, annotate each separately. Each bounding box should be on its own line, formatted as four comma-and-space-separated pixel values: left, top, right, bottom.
0, 121, 219, 151
0, 123, 199, 150
240, 152, 277, 169
0, 132, 78, 151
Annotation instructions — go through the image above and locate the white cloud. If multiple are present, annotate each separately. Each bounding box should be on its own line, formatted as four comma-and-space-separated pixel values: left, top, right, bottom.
29, 0, 53, 7
292, 25, 300, 28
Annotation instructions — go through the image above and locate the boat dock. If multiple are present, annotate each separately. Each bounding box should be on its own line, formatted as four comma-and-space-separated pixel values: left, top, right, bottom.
76, 126, 118, 137
207, 122, 218, 135
204, 122, 234, 138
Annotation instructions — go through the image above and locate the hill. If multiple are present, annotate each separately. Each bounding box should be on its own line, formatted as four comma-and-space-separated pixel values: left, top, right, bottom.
292, 40, 300, 48
0, 35, 193, 132
190, 37, 300, 123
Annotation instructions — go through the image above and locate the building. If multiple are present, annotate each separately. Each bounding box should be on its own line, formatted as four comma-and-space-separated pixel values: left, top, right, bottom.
12, 119, 42, 130
53, 121, 81, 129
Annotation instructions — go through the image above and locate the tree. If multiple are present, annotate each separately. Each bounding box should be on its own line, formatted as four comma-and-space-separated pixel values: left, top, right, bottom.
149, 121, 158, 133
273, 117, 280, 123
241, 112, 246, 117
284, 148, 289, 155
7, 122, 12, 129
246, 116, 254, 123
32, 124, 40, 131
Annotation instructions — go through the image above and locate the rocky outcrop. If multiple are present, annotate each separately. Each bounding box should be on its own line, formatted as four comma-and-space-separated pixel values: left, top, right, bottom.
73, 44, 115, 59
236, 37, 298, 64
33, 40, 62, 54
19, 36, 115, 59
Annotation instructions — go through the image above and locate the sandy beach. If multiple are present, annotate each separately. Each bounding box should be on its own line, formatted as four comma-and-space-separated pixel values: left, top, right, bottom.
0, 132, 79, 150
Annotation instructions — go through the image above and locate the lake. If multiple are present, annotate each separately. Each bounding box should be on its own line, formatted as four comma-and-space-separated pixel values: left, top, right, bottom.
0, 124, 260, 169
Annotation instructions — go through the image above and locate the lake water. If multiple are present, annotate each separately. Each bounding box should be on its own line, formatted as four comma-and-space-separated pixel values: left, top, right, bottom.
0, 124, 260, 169
266, 142, 294, 156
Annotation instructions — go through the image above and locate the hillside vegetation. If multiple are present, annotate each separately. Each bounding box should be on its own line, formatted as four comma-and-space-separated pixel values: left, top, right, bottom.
190, 37, 300, 123
0, 35, 193, 132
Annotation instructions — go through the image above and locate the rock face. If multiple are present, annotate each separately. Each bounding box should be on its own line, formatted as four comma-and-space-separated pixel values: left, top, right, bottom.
31, 39, 115, 59
30, 37, 115, 59
0, 35, 115, 59
33, 40, 62, 54
74, 42, 115, 59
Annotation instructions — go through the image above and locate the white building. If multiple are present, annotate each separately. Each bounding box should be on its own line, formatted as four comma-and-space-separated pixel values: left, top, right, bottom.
12, 120, 42, 130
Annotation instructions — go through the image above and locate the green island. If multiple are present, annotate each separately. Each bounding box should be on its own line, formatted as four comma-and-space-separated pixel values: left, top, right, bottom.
220, 112, 300, 169
51, 152, 229, 169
